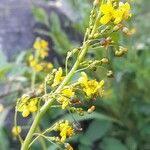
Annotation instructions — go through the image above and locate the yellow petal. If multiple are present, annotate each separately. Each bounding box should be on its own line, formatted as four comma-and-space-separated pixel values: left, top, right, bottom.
100, 15, 112, 25
22, 108, 30, 117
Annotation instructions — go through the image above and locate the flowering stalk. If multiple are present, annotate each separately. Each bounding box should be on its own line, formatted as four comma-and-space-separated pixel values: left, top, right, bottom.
21, 16, 99, 150
16, 0, 132, 149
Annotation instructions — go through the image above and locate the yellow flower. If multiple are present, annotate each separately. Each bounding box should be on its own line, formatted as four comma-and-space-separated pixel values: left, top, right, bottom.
113, 2, 131, 24
52, 67, 64, 87
41, 62, 53, 72
22, 105, 30, 117
17, 96, 38, 117
119, 2, 131, 19
78, 72, 105, 97
34, 63, 43, 72
54, 120, 74, 142
100, 2, 115, 24
100, 1, 131, 25
39, 49, 49, 58
33, 38, 48, 50
28, 99, 38, 112
59, 97, 70, 110
12, 126, 22, 137
62, 88, 75, 98
58, 88, 75, 109
28, 54, 43, 72
47, 63, 53, 70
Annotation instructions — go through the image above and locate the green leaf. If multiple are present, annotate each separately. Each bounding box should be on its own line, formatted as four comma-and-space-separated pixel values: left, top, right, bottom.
0, 66, 11, 77
126, 137, 137, 150
15, 51, 26, 64
78, 144, 91, 150
49, 12, 72, 55
80, 120, 111, 146
32, 6, 49, 25
100, 137, 128, 150
63, 112, 121, 124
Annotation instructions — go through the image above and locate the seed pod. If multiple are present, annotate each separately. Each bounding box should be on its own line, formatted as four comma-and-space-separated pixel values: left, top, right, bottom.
107, 70, 114, 78
87, 106, 96, 113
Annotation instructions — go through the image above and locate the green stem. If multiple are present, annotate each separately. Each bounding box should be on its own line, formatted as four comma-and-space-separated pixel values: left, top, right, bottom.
36, 127, 47, 150
21, 10, 101, 150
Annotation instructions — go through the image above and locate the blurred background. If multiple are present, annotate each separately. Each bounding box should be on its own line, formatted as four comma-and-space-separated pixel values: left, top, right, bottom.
0, 0, 150, 150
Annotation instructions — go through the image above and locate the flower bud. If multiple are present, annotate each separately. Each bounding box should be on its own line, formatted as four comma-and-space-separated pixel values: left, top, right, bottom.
113, 24, 123, 31
122, 27, 129, 34
119, 46, 128, 53
93, 32, 100, 38
115, 50, 124, 57
101, 58, 109, 64
107, 70, 114, 78
65, 143, 74, 150
93, 0, 99, 6
87, 106, 96, 113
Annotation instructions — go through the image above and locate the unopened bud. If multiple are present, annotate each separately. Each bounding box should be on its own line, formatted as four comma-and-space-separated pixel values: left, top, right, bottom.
107, 70, 114, 78
93, 32, 100, 38
119, 46, 128, 53
93, 0, 99, 6
122, 27, 129, 34
115, 50, 124, 57
113, 24, 123, 31
65, 143, 74, 150
79, 111, 84, 116
101, 58, 109, 64
100, 37, 112, 47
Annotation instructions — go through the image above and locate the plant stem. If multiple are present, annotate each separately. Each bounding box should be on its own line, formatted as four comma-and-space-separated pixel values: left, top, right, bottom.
21, 10, 101, 150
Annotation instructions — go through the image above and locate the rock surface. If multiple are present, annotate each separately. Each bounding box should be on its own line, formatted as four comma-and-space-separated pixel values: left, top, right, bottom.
0, 0, 79, 60
0, 0, 35, 60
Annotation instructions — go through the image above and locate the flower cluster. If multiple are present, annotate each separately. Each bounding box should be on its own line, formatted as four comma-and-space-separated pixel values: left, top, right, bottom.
78, 72, 105, 97
16, 95, 38, 117
100, 1, 131, 25
53, 120, 74, 142
28, 38, 53, 72
15, 1, 133, 149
